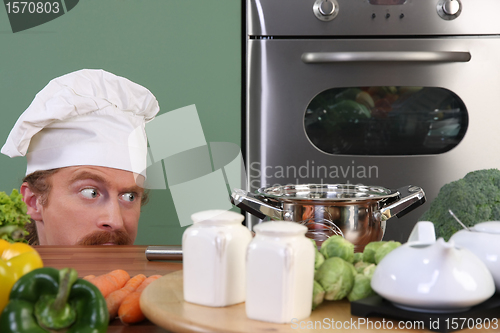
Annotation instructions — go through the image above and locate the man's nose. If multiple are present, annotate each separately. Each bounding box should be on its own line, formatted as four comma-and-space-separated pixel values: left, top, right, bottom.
98, 200, 124, 230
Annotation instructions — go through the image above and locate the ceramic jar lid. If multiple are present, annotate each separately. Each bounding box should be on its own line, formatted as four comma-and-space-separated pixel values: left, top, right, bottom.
472, 221, 500, 234
253, 221, 308, 235
191, 210, 245, 225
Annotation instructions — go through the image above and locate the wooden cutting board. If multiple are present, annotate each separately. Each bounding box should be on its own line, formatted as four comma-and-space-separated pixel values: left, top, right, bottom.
140, 270, 432, 333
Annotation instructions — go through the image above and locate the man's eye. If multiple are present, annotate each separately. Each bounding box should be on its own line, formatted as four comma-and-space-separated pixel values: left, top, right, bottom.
122, 193, 136, 202
81, 188, 98, 199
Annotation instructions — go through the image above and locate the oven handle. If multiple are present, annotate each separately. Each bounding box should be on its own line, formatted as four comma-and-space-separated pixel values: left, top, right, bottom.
301, 51, 471, 63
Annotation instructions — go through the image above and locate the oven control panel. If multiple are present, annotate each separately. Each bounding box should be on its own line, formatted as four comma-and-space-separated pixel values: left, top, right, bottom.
248, 0, 500, 36
313, 0, 462, 22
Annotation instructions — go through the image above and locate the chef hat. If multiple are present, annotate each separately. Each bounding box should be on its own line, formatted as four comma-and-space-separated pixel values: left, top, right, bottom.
1, 69, 159, 178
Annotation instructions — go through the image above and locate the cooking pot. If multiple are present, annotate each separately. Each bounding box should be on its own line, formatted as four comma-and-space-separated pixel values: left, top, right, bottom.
231, 184, 426, 252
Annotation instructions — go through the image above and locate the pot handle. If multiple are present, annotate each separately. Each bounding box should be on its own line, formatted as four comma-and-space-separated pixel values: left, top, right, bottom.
379, 185, 426, 221
230, 189, 283, 220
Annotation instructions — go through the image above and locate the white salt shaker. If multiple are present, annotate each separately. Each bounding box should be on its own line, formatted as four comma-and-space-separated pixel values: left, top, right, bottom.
182, 210, 252, 307
246, 221, 315, 323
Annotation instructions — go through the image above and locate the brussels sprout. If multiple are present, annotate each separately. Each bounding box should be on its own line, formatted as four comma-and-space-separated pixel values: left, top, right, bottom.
310, 238, 319, 252
314, 257, 355, 301
362, 264, 376, 278
374, 241, 401, 264
320, 235, 354, 263
347, 274, 376, 302
354, 261, 371, 274
349, 262, 358, 280
315, 251, 325, 271
312, 280, 325, 310
353, 252, 364, 264
309, 239, 325, 271
362, 241, 386, 264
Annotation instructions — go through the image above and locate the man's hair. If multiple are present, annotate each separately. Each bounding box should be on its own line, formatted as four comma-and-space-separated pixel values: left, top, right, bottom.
22, 169, 150, 245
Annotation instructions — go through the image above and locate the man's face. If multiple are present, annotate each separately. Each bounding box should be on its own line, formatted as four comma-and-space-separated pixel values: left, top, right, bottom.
36, 166, 144, 245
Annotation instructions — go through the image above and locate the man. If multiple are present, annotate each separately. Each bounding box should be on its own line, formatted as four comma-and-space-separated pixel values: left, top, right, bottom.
1, 69, 159, 245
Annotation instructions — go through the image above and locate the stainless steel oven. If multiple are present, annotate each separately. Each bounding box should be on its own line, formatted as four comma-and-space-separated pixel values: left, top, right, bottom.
244, 0, 500, 241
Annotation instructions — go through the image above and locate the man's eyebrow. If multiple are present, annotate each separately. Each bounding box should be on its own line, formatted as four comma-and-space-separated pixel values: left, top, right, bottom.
69, 171, 109, 186
68, 170, 144, 193
123, 184, 145, 194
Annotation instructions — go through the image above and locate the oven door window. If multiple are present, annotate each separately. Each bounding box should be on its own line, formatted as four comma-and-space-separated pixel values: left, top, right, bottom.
304, 87, 468, 155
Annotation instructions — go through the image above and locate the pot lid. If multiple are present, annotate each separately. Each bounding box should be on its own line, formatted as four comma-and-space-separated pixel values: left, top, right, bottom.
257, 184, 399, 202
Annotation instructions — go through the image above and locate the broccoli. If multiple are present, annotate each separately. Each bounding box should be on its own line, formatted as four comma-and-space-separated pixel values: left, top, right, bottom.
419, 169, 500, 240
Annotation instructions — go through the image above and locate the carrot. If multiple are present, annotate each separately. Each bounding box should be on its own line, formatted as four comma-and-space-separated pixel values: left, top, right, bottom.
87, 269, 130, 297
134, 275, 161, 293
83, 275, 95, 281
118, 275, 162, 324
117, 292, 142, 324
105, 274, 146, 320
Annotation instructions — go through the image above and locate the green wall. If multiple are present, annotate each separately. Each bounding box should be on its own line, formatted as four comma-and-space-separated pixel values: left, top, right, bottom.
0, 0, 242, 245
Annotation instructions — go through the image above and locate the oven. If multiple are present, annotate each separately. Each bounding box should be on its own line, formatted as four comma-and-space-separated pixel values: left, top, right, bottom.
244, 0, 500, 241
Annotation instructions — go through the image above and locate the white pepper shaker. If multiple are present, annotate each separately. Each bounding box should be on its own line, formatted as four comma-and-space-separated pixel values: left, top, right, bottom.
245, 221, 315, 323
183, 210, 252, 307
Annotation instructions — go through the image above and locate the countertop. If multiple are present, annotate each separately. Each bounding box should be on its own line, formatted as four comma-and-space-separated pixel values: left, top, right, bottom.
34, 245, 498, 333
35, 245, 181, 333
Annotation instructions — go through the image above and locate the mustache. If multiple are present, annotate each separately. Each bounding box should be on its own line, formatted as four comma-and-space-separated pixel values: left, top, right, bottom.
76, 229, 132, 245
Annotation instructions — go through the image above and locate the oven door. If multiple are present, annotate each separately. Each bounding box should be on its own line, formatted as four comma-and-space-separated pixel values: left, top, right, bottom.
246, 37, 500, 241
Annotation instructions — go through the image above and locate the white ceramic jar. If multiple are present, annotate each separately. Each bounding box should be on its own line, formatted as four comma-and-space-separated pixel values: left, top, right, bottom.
182, 210, 252, 307
450, 221, 500, 292
371, 237, 495, 312
245, 221, 315, 324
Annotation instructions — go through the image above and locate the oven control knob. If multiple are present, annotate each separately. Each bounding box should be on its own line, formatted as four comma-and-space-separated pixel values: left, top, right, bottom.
319, 0, 335, 16
442, 0, 460, 15
437, 0, 462, 20
313, 0, 339, 22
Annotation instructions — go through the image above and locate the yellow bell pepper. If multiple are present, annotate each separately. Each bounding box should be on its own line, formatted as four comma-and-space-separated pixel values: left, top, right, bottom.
0, 239, 43, 313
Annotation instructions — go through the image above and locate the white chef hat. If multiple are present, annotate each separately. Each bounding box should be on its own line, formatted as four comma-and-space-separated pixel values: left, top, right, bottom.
1, 69, 159, 178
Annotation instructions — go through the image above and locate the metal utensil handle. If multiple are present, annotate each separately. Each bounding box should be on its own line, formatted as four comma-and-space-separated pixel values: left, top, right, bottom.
145, 245, 183, 261
230, 189, 283, 220
379, 185, 426, 220
448, 209, 471, 231
302, 51, 471, 63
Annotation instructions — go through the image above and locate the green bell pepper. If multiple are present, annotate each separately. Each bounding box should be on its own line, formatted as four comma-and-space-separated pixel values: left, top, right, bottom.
0, 267, 108, 333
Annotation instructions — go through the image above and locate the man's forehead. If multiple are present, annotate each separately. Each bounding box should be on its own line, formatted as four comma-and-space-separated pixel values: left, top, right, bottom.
57, 166, 145, 189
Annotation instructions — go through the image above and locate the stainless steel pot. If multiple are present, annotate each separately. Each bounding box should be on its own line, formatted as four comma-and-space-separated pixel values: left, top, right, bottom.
231, 184, 425, 251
